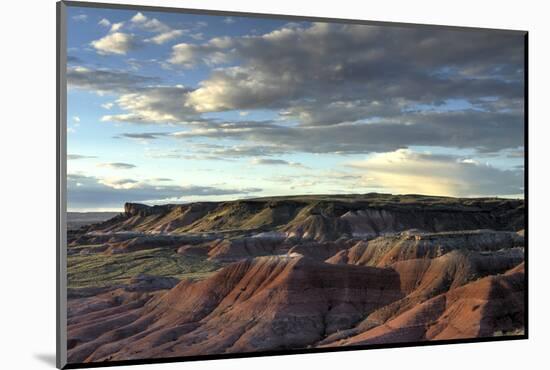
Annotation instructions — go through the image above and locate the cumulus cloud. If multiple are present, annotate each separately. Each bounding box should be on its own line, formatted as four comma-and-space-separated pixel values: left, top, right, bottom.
169, 22, 523, 125
89, 22, 522, 155
109, 22, 124, 33
90, 32, 138, 55
131, 12, 147, 23
67, 173, 262, 209
67, 14, 525, 203
130, 12, 170, 33
84, 22, 524, 161
146, 29, 185, 44
98, 18, 111, 27
67, 66, 158, 94
168, 40, 233, 68
97, 162, 136, 170
91, 12, 181, 55
346, 149, 523, 197
100, 86, 197, 124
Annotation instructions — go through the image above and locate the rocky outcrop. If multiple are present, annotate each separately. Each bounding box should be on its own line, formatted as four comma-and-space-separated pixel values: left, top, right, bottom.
80, 194, 524, 241
124, 203, 166, 217
177, 237, 358, 262
326, 229, 524, 267
287, 239, 357, 261
336, 248, 523, 335
321, 263, 525, 346
206, 238, 287, 261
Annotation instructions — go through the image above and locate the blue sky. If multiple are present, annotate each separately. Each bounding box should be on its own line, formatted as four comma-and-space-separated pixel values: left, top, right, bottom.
66, 5, 525, 211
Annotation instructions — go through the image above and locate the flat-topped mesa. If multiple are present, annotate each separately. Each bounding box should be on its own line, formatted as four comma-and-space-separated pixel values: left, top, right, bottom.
93, 195, 525, 238
123, 202, 173, 217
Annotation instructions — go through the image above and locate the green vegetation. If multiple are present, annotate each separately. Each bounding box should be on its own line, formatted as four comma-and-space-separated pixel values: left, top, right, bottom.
67, 247, 221, 289
493, 328, 525, 337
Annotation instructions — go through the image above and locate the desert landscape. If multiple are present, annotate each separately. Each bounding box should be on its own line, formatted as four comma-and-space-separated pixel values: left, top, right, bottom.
63, 6, 525, 365
66, 193, 525, 363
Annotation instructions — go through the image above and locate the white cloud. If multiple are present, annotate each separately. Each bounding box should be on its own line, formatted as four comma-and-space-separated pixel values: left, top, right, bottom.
142, 18, 171, 33
168, 39, 233, 68
72, 116, 80, 123
130, 12, 170, 33
101, 86, 196, 124
223, 17, 235, 24
98, 18, 111, 27
109, 22, 124, 33
131, 12, 147, 23
90, 32, 137, 55
97, 162, 136, 170
98, 177, 139, 189
101, 102, 114, 110
251, 158, 308, 168
146, 29, 184, 45
67, 66, 158, 93
72, 14, 87, 22
347, 149, 523, 197
168, 22, 523, 127
68, 154, 96, 160
67, 173, 263, 209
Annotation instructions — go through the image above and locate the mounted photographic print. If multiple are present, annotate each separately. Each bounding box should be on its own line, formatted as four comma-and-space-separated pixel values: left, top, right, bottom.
56, 1, 528, 368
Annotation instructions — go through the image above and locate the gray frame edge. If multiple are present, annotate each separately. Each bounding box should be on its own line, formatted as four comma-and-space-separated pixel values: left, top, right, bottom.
57, 1, 68, 369
62, 0, 527, 35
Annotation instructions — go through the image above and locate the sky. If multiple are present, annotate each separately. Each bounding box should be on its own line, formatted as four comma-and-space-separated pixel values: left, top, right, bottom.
66, 5, 525, 211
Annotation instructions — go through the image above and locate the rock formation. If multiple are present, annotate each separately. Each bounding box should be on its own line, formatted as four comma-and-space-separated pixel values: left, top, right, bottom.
66, 194, 526, 364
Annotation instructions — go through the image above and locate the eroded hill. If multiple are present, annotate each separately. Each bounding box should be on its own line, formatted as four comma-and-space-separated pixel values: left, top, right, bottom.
81, 193, 524, 238
67, 193, 525, 364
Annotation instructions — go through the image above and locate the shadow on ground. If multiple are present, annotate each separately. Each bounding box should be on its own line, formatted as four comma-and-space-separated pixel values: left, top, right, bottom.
34, 353, 56, 367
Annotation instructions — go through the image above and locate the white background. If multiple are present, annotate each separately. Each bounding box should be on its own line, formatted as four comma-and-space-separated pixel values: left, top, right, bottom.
1, 0, 548, 368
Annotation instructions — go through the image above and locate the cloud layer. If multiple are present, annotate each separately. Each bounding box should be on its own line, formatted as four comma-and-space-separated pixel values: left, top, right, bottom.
83, 22, 524, 158
67, 12, 525, 204
347, 149, 523, 196
68, 174, 262, 209
91, 32, 138, 55
97, 162, 136, 170
170, 22, 524, 125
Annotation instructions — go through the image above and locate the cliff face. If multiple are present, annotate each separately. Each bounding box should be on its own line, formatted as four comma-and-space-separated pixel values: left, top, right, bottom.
87, 194, 524, 240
